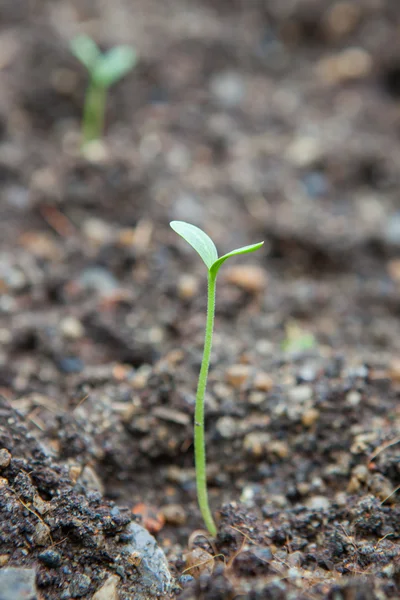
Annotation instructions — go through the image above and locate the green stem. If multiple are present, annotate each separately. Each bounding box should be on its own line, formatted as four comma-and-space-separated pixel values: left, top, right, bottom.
194, 271, 217, 536
82, 80, 107, 146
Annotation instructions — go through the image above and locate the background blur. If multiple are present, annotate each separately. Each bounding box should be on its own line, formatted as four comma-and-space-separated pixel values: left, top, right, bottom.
1, 0, 400, 366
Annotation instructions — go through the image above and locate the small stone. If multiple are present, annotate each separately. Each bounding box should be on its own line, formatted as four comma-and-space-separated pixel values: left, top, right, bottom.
82, 218, 113, 246
248, 391, 266, 405
346, 390, 361, 406
32, 521, 51, 546
57, 357, 84, 374
77, 267, 120, 298
92, 575, 119, 600
70, 574, 91, 598
210, 71, 245, 108
177, 274, 199, 300
0, 555, 9, 566
317, 47, 372, 84
60, 317, 84, 340
301, 408, 320, 427
253, 372, 273, 392
225, 364, 252, 388
224, 265, 267, 293
179, 574, 195, 586
285, 136, 321, 167
323, 2, 360, 39
0, 567, 37, 600
384, 214, 400, 247
288, 385, 313, 403
267, 440, 290, 459
0, 448, 11, 468
160, 504, 187, 526
121, 522, 171, 593
387, 358, 400, 382
243, 432, 271, 458
306, 495, 330, 510
215, 416, 239, 439
38, 549, 62, 568
387, 259, 400, 283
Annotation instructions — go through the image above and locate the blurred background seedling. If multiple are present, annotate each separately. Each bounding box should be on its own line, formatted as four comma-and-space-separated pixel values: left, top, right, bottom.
70, 34, 137, 149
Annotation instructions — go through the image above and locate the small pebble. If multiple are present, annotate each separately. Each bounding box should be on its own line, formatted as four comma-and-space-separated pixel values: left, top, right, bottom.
160, 504, 187, 526
57, 357, 84, 374
306, 496, 331, 510
316, 47, 372, 84
0, 567, 37, 600
121, 522, 171, 593
209, 71, 245, 108
32, 521, 51, 546
69, 574, 91, 598
285, 136, 321, 167
177, 274, 198, 300
324, 2, 360, 39
301, 408, 320, 427
215, 416, 239, 439
92, 575, 119, 600
82, 218, 113, 246
179, 574, 195, 586
243, 432, 270, 458
387, 358, 400, 382
346, 390, 361, 406
38, 549, 62, 568
0, 555, 9, 567
384, 214, 400, 247
224, 265, 267, 293
267, 440, 290, 459
288, 385, 313, 403
77, 267, 120, 297
253, 372, 273, 392
60, 317, 84, 340
0, 448, 11, 469
225, 364, 252, 388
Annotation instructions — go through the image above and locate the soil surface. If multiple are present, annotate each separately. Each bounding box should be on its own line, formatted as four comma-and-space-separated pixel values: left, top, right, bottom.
1, 0, 400, 598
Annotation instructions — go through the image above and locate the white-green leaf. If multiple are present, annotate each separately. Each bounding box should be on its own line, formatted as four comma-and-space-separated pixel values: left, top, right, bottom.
70, 35, 100, 71
210, 242, 264, 276
93, 46, 137, 87
170, 221, 218, 270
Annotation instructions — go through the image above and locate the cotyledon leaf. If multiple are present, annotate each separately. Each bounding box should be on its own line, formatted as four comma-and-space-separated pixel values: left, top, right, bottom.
210, 241, 264, 276
170, 221, 218, 270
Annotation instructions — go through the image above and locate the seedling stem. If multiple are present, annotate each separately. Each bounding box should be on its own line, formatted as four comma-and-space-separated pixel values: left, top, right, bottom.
170, 221, 263, 536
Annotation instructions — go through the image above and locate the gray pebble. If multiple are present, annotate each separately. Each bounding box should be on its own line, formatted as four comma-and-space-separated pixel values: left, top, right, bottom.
38, 549, 62, 568
215, 416, 238, 439
0, 567, 37, 600
77, 267, 119, 297
288, 385, 313, 403
121, 522, 171, 594
210, 71, 245, 108
384, 213, 400, 246
69, 574, 91, 598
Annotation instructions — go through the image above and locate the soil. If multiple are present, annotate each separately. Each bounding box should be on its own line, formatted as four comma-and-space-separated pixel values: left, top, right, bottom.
1, 0, 400, 598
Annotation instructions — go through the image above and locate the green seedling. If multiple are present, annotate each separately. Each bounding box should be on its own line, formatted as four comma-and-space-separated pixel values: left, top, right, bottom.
170, 221, 264, 536
70, 34, 137, 147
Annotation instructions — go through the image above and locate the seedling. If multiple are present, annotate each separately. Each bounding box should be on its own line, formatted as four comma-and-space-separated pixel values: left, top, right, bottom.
170, 221, 264, 535
70, 34, 137, 147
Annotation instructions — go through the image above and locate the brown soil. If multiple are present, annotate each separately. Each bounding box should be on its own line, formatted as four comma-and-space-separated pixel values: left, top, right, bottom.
1, 1, 400, 599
